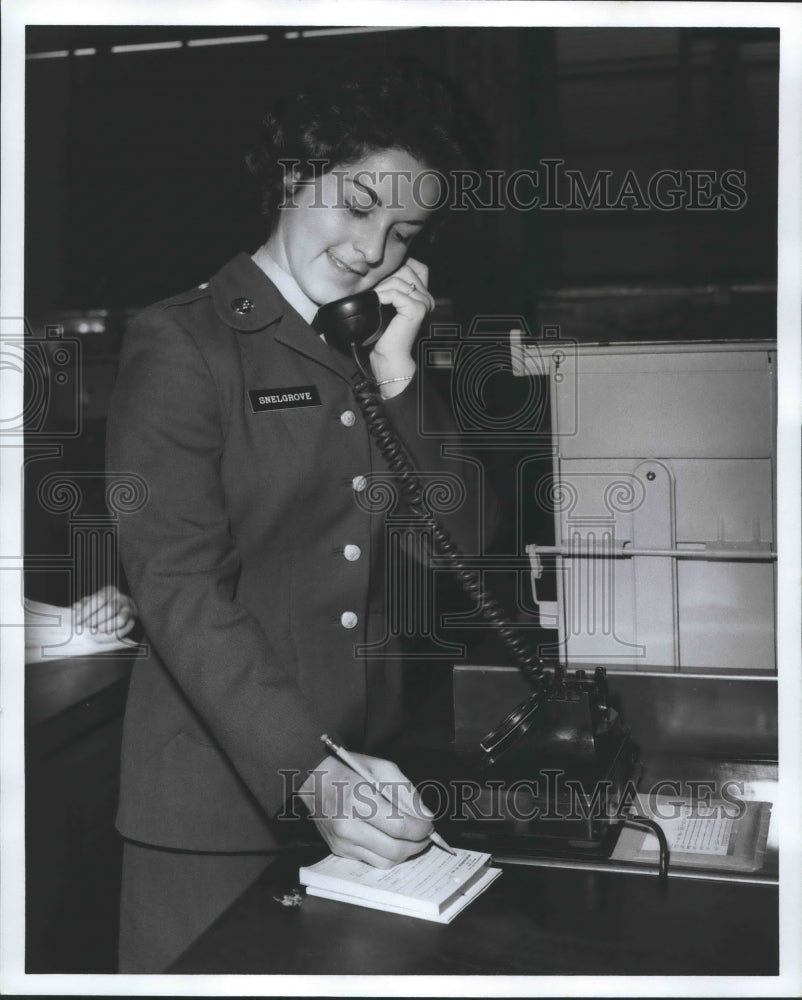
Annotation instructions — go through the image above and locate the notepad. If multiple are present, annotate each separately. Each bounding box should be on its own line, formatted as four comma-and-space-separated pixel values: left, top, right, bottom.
299, 846, 501, 923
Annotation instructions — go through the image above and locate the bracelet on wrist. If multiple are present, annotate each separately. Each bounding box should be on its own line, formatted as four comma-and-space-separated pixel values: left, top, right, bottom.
376, 375, 414, 387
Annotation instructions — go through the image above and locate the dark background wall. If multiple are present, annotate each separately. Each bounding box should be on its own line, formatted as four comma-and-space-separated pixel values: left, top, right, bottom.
25, 25, 779, 318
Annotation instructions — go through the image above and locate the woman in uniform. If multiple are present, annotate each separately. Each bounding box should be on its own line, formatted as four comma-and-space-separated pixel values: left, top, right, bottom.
106, 57, 489, 972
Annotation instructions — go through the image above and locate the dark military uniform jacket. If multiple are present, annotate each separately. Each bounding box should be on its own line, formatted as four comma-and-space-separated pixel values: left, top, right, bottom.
106, 252, 487, 852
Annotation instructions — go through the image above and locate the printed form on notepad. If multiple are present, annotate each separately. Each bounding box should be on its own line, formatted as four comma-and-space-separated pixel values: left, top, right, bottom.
307, 848, 489, 907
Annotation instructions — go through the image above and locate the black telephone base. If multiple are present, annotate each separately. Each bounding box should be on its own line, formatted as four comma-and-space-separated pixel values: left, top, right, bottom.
454, 820, 624, 861
396, 704, 639, 858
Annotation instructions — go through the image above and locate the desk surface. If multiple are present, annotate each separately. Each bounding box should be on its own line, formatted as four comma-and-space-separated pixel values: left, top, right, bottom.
170, 846, 777, 976
25, 653, 133, 762
170, 692, 779, 978
25, 653, 133, 727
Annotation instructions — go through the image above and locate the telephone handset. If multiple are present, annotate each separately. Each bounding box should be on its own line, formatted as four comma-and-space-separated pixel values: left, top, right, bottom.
313, 290, 384, 355
316, 291, 558, 765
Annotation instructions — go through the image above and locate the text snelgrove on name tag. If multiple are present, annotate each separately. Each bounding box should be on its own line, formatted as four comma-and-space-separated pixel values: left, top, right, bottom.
248, 385, 322, 412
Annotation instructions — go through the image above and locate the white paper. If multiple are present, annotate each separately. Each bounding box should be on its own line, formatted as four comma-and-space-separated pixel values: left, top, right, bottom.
23, 597, 137, 663
300, 847, 492, 913
305, 866, 502, 924
641, 809, 733, 856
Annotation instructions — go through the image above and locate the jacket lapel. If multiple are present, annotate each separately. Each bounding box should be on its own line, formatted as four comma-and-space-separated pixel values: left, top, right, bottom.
210, 252, 357, 383
272, 313, 358, 382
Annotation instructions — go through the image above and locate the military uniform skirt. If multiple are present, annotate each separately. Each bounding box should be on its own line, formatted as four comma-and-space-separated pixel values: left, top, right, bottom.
118, 839, 274, 973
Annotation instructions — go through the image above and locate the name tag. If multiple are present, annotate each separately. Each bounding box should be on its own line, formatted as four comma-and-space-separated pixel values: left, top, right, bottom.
248, 385, 322, 412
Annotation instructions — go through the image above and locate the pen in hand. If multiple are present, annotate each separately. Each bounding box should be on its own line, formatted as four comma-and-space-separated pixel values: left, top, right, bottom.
320, 734, 457, 856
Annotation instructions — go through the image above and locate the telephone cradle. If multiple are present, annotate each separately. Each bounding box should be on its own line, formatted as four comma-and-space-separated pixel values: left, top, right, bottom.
398, 666, 639, 860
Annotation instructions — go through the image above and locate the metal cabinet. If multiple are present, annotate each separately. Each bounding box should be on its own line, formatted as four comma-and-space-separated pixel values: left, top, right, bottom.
515, 338, 776, 671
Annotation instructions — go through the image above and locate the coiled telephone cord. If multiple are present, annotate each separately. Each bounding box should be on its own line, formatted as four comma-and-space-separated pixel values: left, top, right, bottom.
352, 373, 547, 689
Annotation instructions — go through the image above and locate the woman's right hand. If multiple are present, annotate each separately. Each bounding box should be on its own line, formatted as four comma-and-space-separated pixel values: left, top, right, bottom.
298, 753, 434, 868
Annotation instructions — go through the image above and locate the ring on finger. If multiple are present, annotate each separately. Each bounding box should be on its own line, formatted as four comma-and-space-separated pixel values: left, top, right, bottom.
407, 281, 417, 292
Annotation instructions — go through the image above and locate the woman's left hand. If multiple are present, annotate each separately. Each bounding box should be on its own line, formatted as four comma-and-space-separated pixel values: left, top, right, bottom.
369, 258, 434, 387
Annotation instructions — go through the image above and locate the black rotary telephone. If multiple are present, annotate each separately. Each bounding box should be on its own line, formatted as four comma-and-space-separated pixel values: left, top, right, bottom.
315, 292, 616, 763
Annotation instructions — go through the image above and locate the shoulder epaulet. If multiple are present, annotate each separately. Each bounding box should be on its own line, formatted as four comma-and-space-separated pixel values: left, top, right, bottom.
157, 282, 213, 311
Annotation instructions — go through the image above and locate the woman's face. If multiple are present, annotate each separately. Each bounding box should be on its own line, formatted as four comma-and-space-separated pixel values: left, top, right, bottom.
265, 148, 440, 306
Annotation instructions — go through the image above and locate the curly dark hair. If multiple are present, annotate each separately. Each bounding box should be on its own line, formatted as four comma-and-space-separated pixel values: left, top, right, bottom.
245, 56, 489, 234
